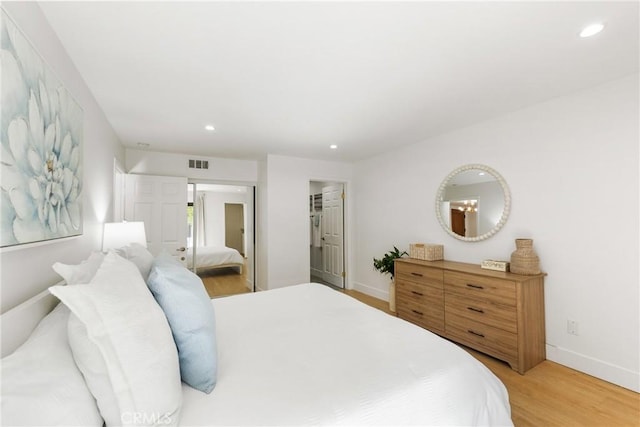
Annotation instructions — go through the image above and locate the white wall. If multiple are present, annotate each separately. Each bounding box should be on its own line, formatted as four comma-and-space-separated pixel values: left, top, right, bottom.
353, 74, 639, 391
125, 148, 257, 183
0, 3, 124, 313
262, 155, 353, 290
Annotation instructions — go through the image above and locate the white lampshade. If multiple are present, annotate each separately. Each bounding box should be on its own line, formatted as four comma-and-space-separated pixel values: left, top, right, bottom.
102, 221, 147, 251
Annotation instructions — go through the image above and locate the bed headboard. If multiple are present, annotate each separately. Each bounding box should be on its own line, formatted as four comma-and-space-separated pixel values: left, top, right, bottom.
1, 284, 61, 357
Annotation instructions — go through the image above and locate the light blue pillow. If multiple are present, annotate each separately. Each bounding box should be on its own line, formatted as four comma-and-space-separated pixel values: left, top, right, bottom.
147, 253, 217, 393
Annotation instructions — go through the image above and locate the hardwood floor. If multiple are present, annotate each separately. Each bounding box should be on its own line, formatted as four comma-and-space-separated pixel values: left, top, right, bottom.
343, 289, 394, 315
343, 289, 640, 427
199, 264, 251, 298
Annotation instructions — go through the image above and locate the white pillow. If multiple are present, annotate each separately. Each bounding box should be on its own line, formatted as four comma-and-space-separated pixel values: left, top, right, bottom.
67, 314, 121, 426
49, 252, 182, 427
0, 304, 103, 426
52, 251, 105, 285
114, 243, 154, 280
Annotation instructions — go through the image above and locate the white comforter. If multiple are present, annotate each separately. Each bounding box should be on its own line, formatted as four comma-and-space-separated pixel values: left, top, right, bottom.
179, 283, 513, 426
187, 246, 244, 269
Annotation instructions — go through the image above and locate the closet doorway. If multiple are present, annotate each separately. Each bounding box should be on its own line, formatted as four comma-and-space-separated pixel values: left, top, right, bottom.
309, 181, 345, 289
188, 182, 256, 298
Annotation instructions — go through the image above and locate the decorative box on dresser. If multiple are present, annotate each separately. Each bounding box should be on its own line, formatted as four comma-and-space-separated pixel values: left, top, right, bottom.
395, 258, 546, 374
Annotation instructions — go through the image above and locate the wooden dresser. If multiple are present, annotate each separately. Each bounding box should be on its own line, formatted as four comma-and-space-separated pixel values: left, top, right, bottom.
395, 258, 546, 374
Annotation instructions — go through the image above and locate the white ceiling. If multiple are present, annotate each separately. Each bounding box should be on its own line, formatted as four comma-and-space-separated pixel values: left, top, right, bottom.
39, 1, 639, 162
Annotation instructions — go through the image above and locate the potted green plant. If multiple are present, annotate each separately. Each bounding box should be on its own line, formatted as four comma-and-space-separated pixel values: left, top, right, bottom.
373, 246, 407, 312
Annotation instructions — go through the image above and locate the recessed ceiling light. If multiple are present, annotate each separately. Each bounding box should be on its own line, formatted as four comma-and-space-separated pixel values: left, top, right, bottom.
137, 142, 150, 149
330, 144, 338, 150
205, 125, 215, 131
580, 23, 604, 38
478, 172, 485, 176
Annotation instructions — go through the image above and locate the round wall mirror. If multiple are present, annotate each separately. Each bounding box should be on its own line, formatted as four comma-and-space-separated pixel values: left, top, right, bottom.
435, 164, 511, 242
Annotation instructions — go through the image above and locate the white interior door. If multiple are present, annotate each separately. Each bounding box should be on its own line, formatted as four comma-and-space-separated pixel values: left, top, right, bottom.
322, 184, 344, 288
125, 174, 188, 263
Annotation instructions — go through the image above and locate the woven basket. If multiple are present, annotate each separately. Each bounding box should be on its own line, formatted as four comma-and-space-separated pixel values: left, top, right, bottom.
510, 239, 540, 275
410, 243, 443, 261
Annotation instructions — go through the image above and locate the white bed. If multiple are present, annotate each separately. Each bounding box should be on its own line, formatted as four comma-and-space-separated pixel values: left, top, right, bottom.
1, 281, 513, 426
187, 245, 244, 274
180, 283, 512, 426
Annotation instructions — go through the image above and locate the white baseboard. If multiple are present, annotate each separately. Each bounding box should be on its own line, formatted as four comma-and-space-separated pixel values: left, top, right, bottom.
546, 344, 639, 392
352, 281, 389, 301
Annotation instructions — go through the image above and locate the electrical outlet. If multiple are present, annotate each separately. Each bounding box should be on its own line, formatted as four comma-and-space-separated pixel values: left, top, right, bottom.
567, 319, 579, 336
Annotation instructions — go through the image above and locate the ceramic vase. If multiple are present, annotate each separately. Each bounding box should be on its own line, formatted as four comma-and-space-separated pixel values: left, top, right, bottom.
510, 238, 541, 275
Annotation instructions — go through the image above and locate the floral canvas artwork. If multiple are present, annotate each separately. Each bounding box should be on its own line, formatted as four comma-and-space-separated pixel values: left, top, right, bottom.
1, 10, 83, 247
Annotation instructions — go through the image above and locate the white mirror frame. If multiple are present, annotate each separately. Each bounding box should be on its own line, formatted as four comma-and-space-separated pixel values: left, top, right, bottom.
435, 164, 511, 242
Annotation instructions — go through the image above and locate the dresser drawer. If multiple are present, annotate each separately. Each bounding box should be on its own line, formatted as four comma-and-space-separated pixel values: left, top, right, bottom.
444, 290, 517, 334
396, 263, 443, 286
445, 313, 517, 362
444, 271, 516, 306
397, 296, 444, 334
395, 258, 545, 374
397, 278, 442, 304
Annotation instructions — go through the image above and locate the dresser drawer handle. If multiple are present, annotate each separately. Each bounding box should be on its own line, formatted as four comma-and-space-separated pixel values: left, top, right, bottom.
411, 272, 424, 277
467, 329, 485, 338
467, 306, 484, 314
466, 283, 484, 290
411, 290, 424, 296
411, 309, 424, 316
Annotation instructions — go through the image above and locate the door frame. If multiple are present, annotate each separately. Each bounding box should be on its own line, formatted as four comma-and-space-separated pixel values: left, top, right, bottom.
308, 179, 351, 290
188, 179, 258, 292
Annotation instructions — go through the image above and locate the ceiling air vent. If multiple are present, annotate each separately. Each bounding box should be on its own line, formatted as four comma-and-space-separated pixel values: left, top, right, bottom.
188, 159, 209, 170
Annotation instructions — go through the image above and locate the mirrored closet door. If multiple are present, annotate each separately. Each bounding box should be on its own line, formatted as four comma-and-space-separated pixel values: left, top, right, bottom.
188, 182, 256, 298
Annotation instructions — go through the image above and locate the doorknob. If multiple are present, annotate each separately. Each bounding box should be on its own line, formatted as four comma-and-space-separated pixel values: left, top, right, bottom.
176, 247, 186, 252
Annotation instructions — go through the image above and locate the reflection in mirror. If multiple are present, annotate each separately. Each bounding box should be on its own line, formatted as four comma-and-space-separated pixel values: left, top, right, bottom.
436, 164, 510, 242
187, 182, 256, 298
447, 199, 478, 237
